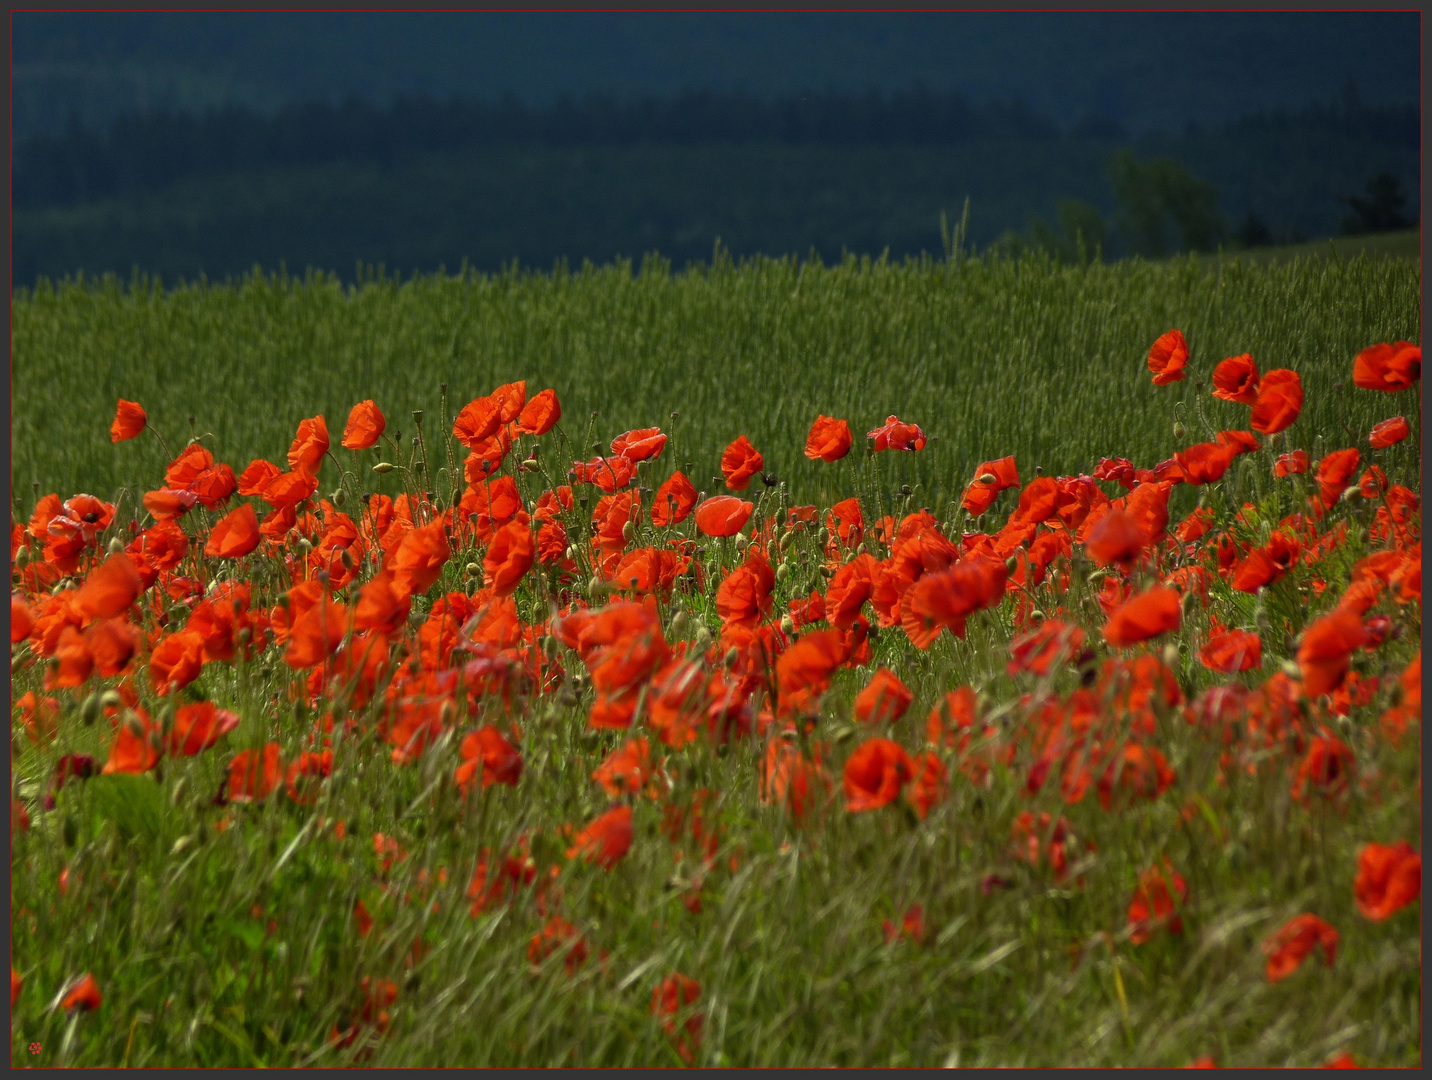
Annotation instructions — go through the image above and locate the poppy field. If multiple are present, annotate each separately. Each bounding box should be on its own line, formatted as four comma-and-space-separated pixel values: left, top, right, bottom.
9, 251, 1422, 1066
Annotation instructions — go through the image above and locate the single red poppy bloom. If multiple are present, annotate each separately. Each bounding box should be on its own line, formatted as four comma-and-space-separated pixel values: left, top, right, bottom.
110, 399, 147, 442
205, 503, 262, 559
1293, 732, 1356, 802
62, 972, 102, 1012
592, 736, 661, 799
1102, 586, 1182, 647
149, 630, 205, 694
1262, 913, 1338, 982
720, 435, 765, 491
694, 495, 753, 537
455, 727, 523, 794
102, 709, 162, 775
490, 380, 527, 423
651, 972, 703, 1064
1353, 840, 1421, 921
341, 400, 386, 450
166, 701, 241, 757
483, 520, 534, 597
515, 388, 561, 435
1273, 450, 1309, 478
453, 396, 503, 447
1210, 353, 1259, 403
906, 752, 947, 820
1368, 416, 1410, 449
652, 470, 699, 526
73, 552, 143, 620
1315, 448, 1361, 508
1127, 859, 1187, 944
389, 521, 451, 599
962, 456, 1020, 515
1199, 627, 1262, 673
566, 805, 633, 869
854, 667, 913, 725
775, 629, 848, 716
237, 458, 282, 497
1297, 612, 1367, 696
227, 743, 282, 803
611, 427, 668, 463
843, 737, 915, 812
805, 414, 853, 462
1083, 508, 1146, 568
287, 415, 330, 471
1250, 369, 1303, 435
866, 415, 927, 452
1147, 329, 1189, 385
1353, 341, 1420, 392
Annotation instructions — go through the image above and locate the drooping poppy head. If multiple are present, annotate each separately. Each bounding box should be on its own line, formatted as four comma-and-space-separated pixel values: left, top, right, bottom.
1210, 353, 1260, 403
866, 415, 927, 452
515, 388, 561, 436
611, 427, 668, 463
1353, 341, 1421, 393
110, 399, 147, 442
287, 416, 330, 472
1353, 841, 1421, 921
694, 496, 753, 538
720, 435, 765, 491
341, 401, 386, 450
843, 737, 914, 812
805, 415, 853, 462
1147, 330, 1189, 385
1368, 416, 1410, 449
1250, 369, 1303, 435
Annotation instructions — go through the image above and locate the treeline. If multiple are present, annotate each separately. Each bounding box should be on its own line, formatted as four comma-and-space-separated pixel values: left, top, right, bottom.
15, 86, 1070, 210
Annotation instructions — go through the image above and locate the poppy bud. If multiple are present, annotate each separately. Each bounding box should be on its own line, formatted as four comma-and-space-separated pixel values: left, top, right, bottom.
106, 537, 125, 555
622, 520, 636, 543
1173, 421, 1187, 439
564, 546, 576, 560
775, 507, 788, 526
331, 489, 346, 507
122, 709, 146, 738
1005, 555, 1018, 572
669, 610, 688, 634
978, 473, 997, 485
15, 545, 29, 568
776, 563, 790, 582
780, 614, 795, 634
819, 564, 835, 578
1161, 643, 1181, 669
412, 410, 424, 425
236, 627, 251, 648
464, 562, 481, 578
693, 627, 712, 651
723, 647, 739, 668
1340, 486, 1360, 503
80, 693, 104, 727
100, 690, 123, 710
297, 538, 313, 554
171, 778, 189, 808
372, 462, 395, 473
1280, 659, 1300, 677
818, 527, 830, 546
1030, 609, 1045, 623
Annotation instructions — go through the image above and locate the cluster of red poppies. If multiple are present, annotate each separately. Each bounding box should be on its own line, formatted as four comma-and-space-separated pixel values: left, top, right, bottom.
10, 334, 1420, 1063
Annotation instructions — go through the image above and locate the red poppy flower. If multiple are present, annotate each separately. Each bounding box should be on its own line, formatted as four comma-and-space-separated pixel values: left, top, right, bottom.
1250, 369, 1303, 435
775, 629, 848, 716
455, 727, 523, 794
102, 709, 162, 775
592, 736, 664, 799
854, 667, 913, 725
1199, 627, 1262, 673
528, 915, 589, 975
1353, 841, 1421, 920
721, 435, 765, 491
226, 743, 282, 803
962, 456, 1021, 516
72, 553, 143, 620
483, 520, 534, 597
1262, 913, 1338, 982
515, 388, 561, 435
1273, 450, 1309, 478
866, 415, 927, 451
566, 805, 633, 870
287, 415, 329, 472
611, 427, 668, 463
165, 444, 213, 489
62, 973, 102, 1012
453, 396, 503, 447
1368, 416, 1410, 449
1127, 859, 1187, 944
1315, 448, 1361, 508
694, 495, 753, 537
883, 904, 927, 944
203, 503, 262, 559
149, 630, 205, 694
1102, 586, 1182, 647
490, 380, 527, 422
237, 459, 281, 497
1293, 732, 1355, 802
1323, 1052, 1359, 1068
166, 701, 241, 757
110, 399, 147, 442
651, 973, 703, 1064
263, 468, 318, 510
341, 401, 386, 450
1008, 620, 1086, 676
285, 750, 333, 804
571, 455, 636, 493
388, 521, 451, 599
906, 752, 947, 820
652, 470, 698, 526
1147, 329, 1189, 385
1084, 508, 1146, 568
1098, 744, 1176, 811
1210, 353, 1259, 403
761, 740, 830, 824
805, 414, 853, 462
1175, 441, 1236, 485
355, 569, 411, 635
1353, 341, 1420, 392
1297, 612, 1367, 696
844, 737, 915, 812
